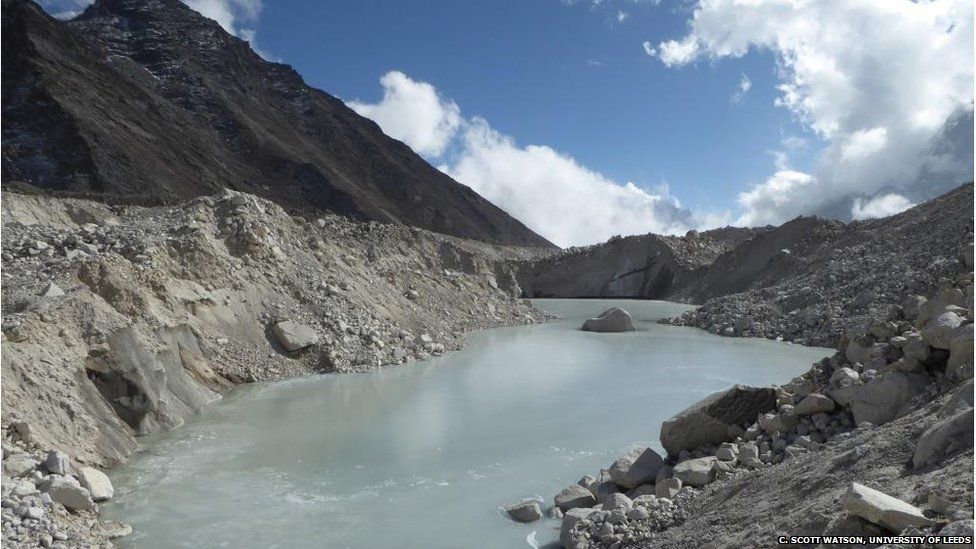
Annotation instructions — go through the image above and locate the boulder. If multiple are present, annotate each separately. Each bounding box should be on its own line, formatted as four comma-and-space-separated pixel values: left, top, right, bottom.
581, 307, 636, 333
40, 477, 96, 511
673, 456, 717, 488
660, 385, 776, 457
78, 466, 114, 501
43, 450, 71, 475
560, 508, 595, 549
850, 373, 929, 426
947, 324, 974, 379
504, 500, 542, 523
554, 484, 597, 511
603, 493, 633, 511
923, 311, 967, 350
843, 482, 934, 532
656, 477, 682, 499
793, 393, 836, 415
272, 320, 319, 352
912, 407, 974, 469
917, 289, 967, 325
2, 454, 38, 477
938, 520, 974, 549
715, 442, 738, 461
608, 446, 664, 489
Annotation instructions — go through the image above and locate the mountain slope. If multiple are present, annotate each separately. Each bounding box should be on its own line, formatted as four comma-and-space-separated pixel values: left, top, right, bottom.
1, 0, 553, 248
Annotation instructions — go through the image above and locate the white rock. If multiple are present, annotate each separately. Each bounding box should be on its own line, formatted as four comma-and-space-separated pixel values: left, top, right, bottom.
40, 477, 96, 511
655, 477, 682, 499
843, 482, 934, 532
793, 393, 836, 415
922, 312, 965, 350
272, 320, 319, 352
77, 467, 114, 501
673, 456, 717, 488
608, 446, 664, 489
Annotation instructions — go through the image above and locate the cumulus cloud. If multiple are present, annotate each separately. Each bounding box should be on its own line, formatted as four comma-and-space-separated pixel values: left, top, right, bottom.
347, 72, 462, 157
350, 72, 696, 247
851, 193, 916, 220
649, 0, 974, 225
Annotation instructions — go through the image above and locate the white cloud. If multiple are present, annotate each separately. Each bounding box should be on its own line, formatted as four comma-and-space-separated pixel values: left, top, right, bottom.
350, 71, 696, 247
656, 37, 700, 66
851, 193, 915, 220
841, 127, 888, 161
445, 119, 693, 247
617, 11, 629, 22
642, 41, 656, 57
731, 73, 751, 104
650, 0, 974, 225
347, 72, 462, 157
736, 170, 816, 226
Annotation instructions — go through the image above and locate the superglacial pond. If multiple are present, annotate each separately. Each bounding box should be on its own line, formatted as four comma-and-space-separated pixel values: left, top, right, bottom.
103, 299, 833, 548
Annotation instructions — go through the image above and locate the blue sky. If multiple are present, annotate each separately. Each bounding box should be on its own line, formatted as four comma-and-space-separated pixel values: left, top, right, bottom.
40, 0, 974, 246
255, 0, 822, 214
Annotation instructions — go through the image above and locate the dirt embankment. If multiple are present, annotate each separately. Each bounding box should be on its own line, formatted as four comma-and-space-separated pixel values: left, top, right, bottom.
0, 190, 549, 548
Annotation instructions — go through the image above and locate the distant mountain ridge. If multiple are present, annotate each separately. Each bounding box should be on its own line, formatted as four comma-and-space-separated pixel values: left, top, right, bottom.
1, 0, 554, 248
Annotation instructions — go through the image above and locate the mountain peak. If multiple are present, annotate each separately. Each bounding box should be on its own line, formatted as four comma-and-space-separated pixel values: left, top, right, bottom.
2, 0, 554, 247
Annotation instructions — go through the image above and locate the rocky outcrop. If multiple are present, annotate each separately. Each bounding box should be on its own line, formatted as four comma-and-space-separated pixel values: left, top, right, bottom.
581, 307, 636, 333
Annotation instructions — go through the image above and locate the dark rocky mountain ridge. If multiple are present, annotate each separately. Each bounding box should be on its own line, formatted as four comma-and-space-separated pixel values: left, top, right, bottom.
1, 0, 554, 248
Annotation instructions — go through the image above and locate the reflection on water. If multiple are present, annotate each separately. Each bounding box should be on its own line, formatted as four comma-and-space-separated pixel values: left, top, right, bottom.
103, 299, 832, 548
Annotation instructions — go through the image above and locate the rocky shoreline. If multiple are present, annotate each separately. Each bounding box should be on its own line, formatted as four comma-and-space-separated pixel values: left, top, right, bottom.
512, 257, 973, 547
0, 190, 552, 548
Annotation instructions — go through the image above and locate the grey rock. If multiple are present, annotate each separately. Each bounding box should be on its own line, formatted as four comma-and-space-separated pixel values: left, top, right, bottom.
504, 500, 542, 523
673, 456, 717, 488
39, 477, 95, 511
937, 520, 974, 548
608, 446, 664, 489
43, 451, 70, 476
660, 384, 775, 457
912, 407, 974, 469
850, 372, 929, 426
947, 323, 974, 379
555, 484, 597, 511
581, 307, 636, 333
843, 482, 934, 532
560, 507, 595, 549
656, 477, 682, 499
793, 393, 836, 415
922, 311, 966, 350
2, 454, 38, 477
272, 320, 319, 352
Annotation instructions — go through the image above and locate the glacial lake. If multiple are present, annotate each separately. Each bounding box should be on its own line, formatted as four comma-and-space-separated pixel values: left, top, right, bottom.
102, 299, 833, 548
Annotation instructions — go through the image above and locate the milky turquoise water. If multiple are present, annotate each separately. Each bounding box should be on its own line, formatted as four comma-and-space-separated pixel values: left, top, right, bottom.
102, 299, 832, 548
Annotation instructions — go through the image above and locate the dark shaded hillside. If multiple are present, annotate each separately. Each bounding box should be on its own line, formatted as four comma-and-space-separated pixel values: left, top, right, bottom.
1, 0, 553, 248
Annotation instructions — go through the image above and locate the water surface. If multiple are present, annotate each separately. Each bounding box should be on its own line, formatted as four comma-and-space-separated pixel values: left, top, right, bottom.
103, 299, 832, 548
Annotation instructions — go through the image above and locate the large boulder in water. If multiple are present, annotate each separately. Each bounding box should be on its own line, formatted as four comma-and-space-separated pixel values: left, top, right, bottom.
581, 307, 636, 333
660, 385, 776, 457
